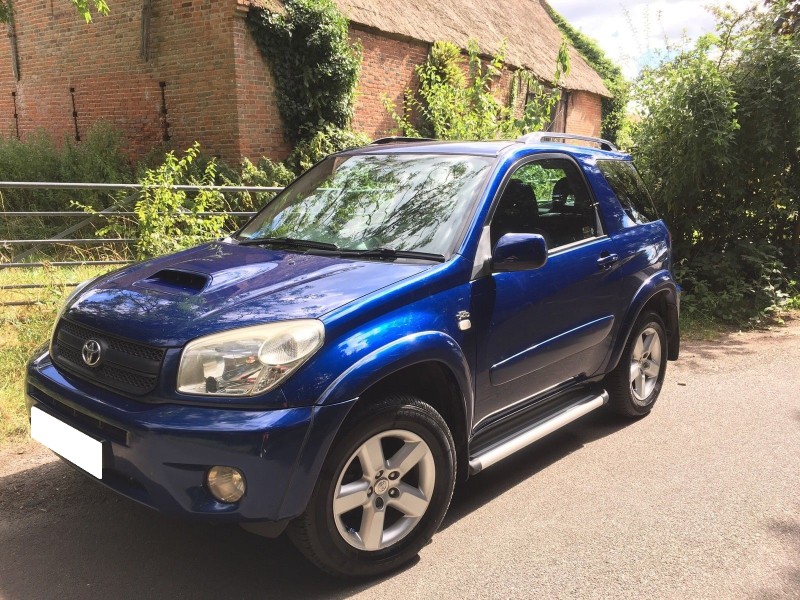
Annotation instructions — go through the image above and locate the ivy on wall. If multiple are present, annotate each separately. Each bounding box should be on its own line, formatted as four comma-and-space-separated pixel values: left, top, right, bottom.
246, 0, 363, 144
384, 39, 569, 140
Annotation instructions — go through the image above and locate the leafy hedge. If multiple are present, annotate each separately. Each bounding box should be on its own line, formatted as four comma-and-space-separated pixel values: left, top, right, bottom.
631, 4, 800, 323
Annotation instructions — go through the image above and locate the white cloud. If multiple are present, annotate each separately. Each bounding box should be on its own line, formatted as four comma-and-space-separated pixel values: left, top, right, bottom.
548, 0, 759, 78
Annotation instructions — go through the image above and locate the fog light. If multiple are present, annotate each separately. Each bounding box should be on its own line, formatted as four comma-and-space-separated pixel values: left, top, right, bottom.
207, 466, 246, 503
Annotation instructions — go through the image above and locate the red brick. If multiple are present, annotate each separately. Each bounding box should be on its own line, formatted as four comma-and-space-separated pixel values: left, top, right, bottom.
0, 1, 605, 165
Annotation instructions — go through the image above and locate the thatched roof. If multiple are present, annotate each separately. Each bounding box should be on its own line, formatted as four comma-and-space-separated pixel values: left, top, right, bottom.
242, 0, 611, 97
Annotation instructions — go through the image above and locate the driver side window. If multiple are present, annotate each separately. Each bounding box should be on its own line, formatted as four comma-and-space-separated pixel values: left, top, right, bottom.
491, 158, 600, 250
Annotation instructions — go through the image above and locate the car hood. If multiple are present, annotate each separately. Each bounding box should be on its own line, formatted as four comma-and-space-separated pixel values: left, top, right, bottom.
63, 242, 430, 347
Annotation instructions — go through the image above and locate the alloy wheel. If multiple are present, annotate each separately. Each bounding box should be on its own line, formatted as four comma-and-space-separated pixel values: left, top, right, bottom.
629, 326, 662, 405
332, 429, 436, 551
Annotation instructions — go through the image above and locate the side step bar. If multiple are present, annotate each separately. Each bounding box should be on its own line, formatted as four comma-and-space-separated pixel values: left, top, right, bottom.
469, 391, 608, 474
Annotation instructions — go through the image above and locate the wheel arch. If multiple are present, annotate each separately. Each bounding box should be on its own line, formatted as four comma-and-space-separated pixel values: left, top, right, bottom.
352, 361, 471, 482
278, 332, 474, 519
608, 272, 680, 372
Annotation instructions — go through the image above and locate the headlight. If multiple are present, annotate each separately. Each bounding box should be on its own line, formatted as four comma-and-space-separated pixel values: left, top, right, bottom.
177, 320, 325, 397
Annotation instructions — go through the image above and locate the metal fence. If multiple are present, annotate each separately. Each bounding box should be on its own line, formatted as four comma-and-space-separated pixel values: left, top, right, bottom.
1, 181, 283, 307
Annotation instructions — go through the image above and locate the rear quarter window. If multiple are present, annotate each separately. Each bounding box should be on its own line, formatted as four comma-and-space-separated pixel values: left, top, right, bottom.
597, 160, 659, 224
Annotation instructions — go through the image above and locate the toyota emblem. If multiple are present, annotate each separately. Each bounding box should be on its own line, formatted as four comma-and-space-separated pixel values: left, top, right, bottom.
81, 339, 102, 367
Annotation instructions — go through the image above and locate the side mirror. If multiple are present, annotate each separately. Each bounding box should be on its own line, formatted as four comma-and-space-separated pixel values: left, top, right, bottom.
492, 233, 548, 272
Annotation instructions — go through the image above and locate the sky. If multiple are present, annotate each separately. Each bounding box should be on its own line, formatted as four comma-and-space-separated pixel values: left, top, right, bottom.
547, 0, 760, 78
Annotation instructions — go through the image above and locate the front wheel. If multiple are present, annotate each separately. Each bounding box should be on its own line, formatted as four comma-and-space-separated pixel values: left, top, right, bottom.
604, 311, 668, 417
288, 395, 456, 578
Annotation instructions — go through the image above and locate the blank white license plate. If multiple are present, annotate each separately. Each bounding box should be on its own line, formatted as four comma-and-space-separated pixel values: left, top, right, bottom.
31, 406, 104, 479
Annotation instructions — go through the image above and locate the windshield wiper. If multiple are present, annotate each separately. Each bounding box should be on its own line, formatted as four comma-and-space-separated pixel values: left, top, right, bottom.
236, 236, 339, 251
336, 247, 446, 263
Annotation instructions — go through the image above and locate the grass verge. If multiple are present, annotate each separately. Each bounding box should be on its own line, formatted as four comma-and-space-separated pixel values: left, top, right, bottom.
0, 265, 111, 445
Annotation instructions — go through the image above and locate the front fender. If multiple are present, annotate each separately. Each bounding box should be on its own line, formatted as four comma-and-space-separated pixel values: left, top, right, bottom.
277, 331, 474, 519
318, 330, 474, 415
607, 271, 680, 371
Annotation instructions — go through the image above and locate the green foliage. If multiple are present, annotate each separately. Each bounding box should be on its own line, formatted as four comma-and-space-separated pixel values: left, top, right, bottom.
0, 122, 130, 206
0, 0, 109, 23
69, 0, 109, 22
544, 2, 630, 144
0, 123, 132, 245
385, 39, 569, 140
239, 157, 295, 188
631, 4, 800, 324
125, 143, 227, 259
285, 124, 370, 173
218, 156, 295, 213
675, 242, 790, 324
247, 0, 362, 144
767, 0, 800, 34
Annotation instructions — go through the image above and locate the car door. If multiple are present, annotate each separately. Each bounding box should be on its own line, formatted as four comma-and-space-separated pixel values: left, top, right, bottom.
471, 155, 624, 426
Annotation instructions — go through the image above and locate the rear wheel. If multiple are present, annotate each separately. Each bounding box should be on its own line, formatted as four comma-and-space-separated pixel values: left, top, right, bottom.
288, 395, 456, 578
605, 311, 667, 417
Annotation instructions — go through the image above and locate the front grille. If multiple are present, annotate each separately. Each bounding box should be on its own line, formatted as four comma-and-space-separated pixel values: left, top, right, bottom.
61, 320, 164, 362
51, 319, 166, 396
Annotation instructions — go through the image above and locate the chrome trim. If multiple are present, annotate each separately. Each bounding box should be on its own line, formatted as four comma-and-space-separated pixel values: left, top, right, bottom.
517, 132, 618, 152
548, 235, 609, 256
469, 391, 608, 474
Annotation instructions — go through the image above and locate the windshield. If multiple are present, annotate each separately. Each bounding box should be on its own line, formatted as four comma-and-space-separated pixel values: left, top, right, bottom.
237, 153, 494, 256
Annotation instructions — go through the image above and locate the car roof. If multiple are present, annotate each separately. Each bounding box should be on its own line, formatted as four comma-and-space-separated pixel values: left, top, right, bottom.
343, 139, 631, 161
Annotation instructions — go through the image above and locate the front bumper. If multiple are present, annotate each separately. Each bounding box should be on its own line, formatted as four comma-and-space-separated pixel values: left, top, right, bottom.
26, 351, 355, 524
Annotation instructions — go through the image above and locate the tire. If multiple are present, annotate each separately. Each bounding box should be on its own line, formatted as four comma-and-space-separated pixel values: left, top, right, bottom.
604, 311, 668, 418
288, 395, 456, 578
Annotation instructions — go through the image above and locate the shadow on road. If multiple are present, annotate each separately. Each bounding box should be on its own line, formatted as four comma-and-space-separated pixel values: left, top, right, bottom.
682, 334, 751, 355
444, 410, 632, 528
0, 410, 633, 600
763, 518, 800, 597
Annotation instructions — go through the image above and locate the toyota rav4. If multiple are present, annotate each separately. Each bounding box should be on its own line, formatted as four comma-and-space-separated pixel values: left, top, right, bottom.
27, 133, 680, 577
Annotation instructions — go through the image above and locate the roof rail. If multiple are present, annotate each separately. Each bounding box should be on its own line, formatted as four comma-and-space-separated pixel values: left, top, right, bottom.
370, 136, 436, 145
517, 132, 618, 152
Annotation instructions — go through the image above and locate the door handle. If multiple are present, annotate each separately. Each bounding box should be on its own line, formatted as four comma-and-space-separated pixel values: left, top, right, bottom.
597, 253, 619, 270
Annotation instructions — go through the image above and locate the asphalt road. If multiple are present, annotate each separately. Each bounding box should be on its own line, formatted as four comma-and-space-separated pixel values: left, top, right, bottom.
1, 320, 799, 599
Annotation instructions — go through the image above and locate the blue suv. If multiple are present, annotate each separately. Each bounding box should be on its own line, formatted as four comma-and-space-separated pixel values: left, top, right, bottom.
27, 133, 679, 577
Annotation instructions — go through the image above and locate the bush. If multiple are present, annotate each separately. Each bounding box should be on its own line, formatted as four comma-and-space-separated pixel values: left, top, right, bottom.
247, 0, 362, 143
285, 125, 370, 173
384, 39, 569, 141
630, 4, 800, 324
218, 157, 296, 215
0, 123, 132, 247
675, 242, 790, 324
116, 143, 227, 259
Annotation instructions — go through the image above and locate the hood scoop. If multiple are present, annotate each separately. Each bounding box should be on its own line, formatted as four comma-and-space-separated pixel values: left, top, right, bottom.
138, 269, 210, 294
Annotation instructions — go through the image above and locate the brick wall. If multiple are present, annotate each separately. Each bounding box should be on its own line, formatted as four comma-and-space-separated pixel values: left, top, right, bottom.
0, 2, 606, 165
232, 6, 289, 161
564, 91, 602, 138
0, 0, 244, 163
349, 26, 429, 139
